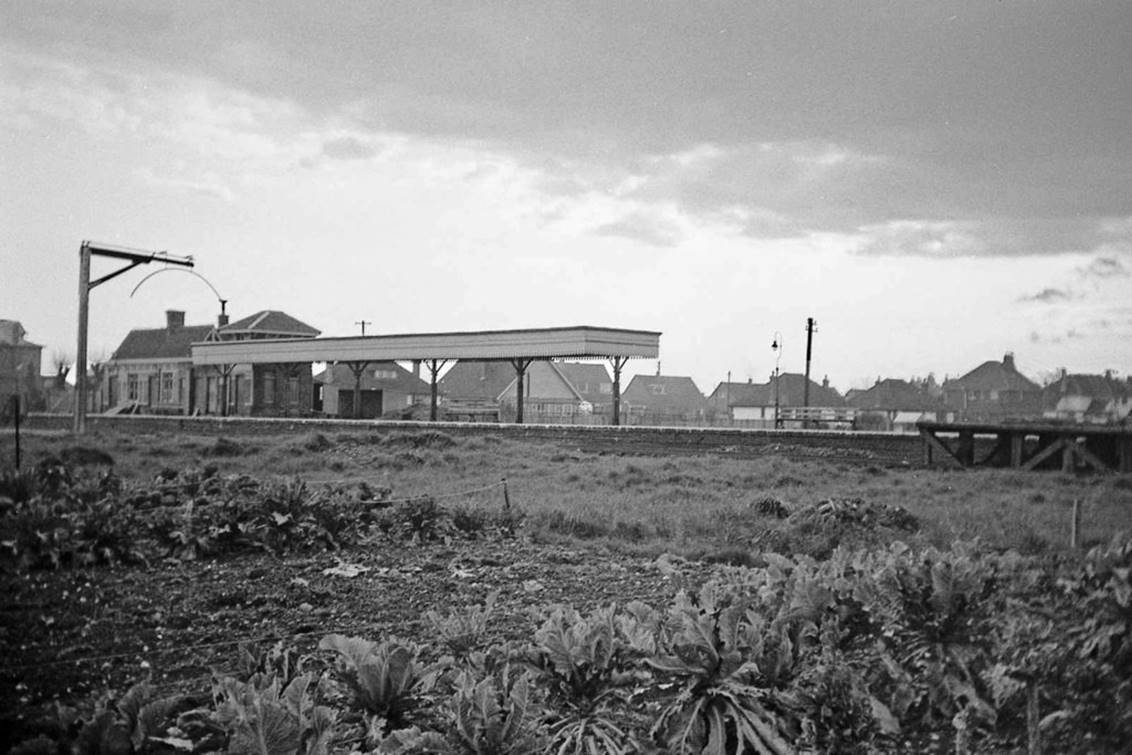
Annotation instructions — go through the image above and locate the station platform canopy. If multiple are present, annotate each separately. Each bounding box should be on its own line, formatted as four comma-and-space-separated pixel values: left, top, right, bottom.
190, 325, 660, 424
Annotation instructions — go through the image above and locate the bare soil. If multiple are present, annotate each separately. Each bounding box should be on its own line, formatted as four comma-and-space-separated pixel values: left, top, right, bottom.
1, 536, 716, 720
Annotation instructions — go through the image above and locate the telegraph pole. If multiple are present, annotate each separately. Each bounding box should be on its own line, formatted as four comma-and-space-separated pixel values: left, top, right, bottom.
802, 317, 817, 420
355, 320, 372, 336
75, 241, 194, 434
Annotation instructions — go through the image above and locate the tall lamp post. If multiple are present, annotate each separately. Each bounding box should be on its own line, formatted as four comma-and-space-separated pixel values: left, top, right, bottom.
771, 332, 783, 429
75, 241, 194, 434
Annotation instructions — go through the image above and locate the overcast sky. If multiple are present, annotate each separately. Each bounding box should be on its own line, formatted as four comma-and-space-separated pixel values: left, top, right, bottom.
2, 1, 1130, 392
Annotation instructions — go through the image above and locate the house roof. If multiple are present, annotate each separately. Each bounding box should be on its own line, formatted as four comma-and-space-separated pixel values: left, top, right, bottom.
708, 381, 775, 406
1043, 373, 1132, 410
0, 320, 41, 347
440, 360, 615, 404
846, 378, 940, 411
111, 324, 216, 361
945, 354, 1040, 393
220, 310, 320, 338
314, 362, 430, 394
725, 374, 845, 407
622, 374, 706, 412
439, 361, 516, 400
550, 362, 612, 402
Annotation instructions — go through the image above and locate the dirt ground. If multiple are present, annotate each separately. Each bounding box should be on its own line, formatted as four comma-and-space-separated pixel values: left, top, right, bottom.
1, 535, 718, 719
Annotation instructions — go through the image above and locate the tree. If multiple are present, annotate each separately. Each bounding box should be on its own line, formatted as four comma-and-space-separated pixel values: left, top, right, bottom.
51, 352, 72, 390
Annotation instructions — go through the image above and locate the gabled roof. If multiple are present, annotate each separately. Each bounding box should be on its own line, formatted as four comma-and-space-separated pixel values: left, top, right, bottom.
1043, 373, 1132, 409
550, 362, 612, 403
439, 361, 516, 401
708, 381, 773, 406
220, 310, 320, 338
846, 378, 940, 411
945, 354, 1040, 393
314, 362, 430, 394
622, 374, 706, 412
439, 360, 607, 403
111, 324, 216, 361
724, 374, 845, 407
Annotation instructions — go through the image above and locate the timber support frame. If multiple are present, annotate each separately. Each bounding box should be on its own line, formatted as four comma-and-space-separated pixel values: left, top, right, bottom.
918, 420, 1132, 473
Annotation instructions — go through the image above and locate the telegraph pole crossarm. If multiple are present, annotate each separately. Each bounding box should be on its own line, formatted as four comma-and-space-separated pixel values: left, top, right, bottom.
75, 241, 196, 434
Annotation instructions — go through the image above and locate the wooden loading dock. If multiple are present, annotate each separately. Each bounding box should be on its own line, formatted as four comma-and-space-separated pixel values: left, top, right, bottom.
190, 325, 660, 425
917, 420, 1132, 473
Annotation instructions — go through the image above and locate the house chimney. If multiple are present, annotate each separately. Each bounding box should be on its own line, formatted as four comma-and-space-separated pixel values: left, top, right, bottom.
747, 377, 752, 384
166, 310, 185, 331
823, 375, 830, 389
1003, 352, 1015, 371
217, 299, 229, 328
656, 361, 661, 376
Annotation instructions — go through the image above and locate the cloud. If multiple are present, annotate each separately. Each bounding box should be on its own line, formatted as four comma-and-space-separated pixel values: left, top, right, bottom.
140, 169, 235, 202
1080, 256, 1129, 280
321, 136, 377, 161
1018, 287, 1074, 304
1029, 328, 1086, 345
851, 220, 987, 258
592, 211, 683, 247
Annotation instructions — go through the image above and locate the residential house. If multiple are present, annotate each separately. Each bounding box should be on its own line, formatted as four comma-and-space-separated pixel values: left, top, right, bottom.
438, 360, 614, 423
314, 361, 431, 419
942, 353, 1042, 421
845, 378, 948, 432
713, 374, 848, 428
0, 319, 43, 417
541, 362, 614, 419
621, 373, 707, 426
100, 309, 320, 416
1042, 371, 1132, 424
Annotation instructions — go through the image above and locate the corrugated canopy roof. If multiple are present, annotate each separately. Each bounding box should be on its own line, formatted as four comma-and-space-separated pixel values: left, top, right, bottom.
191, 325, 660, 366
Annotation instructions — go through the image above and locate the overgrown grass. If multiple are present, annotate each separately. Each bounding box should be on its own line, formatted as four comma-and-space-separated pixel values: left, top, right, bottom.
3, 428, 1129, 560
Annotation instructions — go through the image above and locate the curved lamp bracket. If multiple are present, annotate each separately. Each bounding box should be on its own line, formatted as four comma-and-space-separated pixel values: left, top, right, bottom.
130, 267, 226, 310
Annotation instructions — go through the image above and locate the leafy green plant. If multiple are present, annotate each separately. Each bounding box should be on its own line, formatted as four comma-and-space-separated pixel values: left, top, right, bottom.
0, 468, 38, 505
428, 591, 499, 660
319, 634, 431, 731
443, 665, 545, 754
10, 681, 213, 755
646, 584, 800, 754
852, 542, 998, 730
1045, 532, 1132, 745
388, 497, 455, 543
522, 604, 644, 754
213, 672, 337, 755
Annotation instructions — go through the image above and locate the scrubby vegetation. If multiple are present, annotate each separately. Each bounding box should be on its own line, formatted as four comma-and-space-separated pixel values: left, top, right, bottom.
2, 429, 1131, 751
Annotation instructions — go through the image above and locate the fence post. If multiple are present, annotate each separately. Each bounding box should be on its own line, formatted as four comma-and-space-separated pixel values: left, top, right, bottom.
501, 477, 511, 512
12, 394, 20, 470
1070, 498, 1081, 550
1027, 682, 1041, 755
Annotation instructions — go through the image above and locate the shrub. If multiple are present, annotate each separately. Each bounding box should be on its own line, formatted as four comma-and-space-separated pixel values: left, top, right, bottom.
59, 446, 115, 467
205, 437, 245, 457
382, 430, 457, 451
